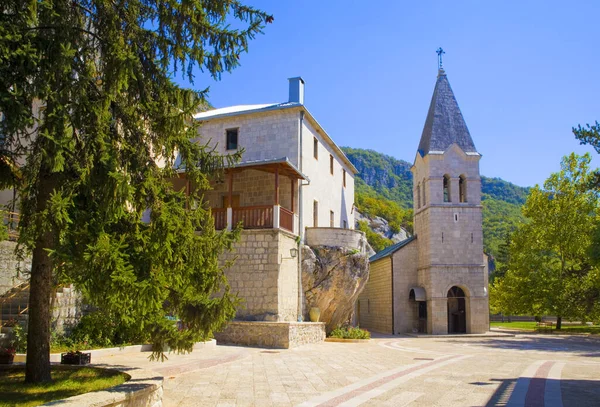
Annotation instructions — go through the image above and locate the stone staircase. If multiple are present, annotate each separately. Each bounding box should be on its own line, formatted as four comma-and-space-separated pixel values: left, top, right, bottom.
0, 281, 30, 328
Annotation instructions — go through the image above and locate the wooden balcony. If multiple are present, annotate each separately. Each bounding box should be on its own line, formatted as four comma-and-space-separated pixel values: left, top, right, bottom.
212, 205, 294, 234
2, 211, 19, 240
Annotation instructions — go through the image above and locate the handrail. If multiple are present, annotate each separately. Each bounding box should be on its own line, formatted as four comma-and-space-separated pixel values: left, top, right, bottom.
0, 283, 30, 305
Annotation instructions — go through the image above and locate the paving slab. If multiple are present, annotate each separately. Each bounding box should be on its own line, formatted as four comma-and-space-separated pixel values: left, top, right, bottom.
94, 333, 600, 407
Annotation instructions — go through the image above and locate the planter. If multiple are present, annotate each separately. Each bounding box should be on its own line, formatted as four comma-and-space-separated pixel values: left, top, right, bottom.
309, 307, 321, 322
0, 354, 14, 364
61, 352, 91, 365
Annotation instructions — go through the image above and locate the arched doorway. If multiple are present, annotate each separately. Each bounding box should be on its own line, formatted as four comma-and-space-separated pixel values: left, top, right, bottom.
409, 287, 427, 333
447, 286, 466, 333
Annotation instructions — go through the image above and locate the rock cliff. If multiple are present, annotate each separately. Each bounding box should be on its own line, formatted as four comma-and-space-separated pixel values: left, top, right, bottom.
302, 237, 370, 332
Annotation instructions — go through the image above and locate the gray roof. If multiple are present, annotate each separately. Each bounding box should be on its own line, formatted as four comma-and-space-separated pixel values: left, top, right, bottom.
369, 236, 416, 262
417, 69, 477, 157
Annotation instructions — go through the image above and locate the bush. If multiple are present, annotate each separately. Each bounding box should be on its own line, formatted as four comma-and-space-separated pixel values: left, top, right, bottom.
328, 325, 370, 340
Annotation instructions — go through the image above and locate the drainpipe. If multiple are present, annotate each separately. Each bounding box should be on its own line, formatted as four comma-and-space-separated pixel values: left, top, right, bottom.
297, 110, 305, 322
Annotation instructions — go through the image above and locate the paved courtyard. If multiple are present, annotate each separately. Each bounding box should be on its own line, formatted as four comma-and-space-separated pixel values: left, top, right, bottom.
96, 333, 600, 407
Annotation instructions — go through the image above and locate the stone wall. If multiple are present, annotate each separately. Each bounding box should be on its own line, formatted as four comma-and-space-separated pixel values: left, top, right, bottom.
357, 257, 392, 334
0, 241, 29, 296
392, 240, 420, 334
220, 229, 298, 321
305, 228, 365, 251
52, 285, 85, 333
214, 321, 325, 349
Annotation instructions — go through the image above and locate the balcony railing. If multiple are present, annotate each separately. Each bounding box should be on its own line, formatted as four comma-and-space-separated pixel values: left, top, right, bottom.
232, 205, 273, 229
212, 208, 227, 231
280, 207, 293, 233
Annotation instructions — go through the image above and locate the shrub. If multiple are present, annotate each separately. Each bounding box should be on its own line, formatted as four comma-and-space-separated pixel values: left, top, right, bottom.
328, 325, 370, 340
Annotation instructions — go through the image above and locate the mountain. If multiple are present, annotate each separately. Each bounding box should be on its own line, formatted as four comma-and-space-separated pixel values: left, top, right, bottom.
342, 147, 529, 258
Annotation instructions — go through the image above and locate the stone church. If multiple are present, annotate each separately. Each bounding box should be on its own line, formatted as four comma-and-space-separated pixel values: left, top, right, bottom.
358, 68, 489, 335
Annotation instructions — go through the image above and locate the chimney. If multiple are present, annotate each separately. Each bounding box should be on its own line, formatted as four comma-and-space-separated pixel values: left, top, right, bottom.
288, 77, 305, 104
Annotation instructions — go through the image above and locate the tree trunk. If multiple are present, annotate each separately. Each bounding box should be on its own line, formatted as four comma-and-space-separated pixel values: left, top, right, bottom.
556, 316, 562, 330
25, 172, 57, 383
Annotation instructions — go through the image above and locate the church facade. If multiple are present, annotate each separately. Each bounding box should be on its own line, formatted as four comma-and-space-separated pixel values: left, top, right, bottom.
357, 68, 489, 335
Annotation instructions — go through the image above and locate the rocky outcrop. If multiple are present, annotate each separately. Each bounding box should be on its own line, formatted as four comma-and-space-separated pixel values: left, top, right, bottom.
302, 237, 370, 332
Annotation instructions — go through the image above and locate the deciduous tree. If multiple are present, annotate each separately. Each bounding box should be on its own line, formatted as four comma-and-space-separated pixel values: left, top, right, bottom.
0, 0, 272, 383
490, 153, 600, 328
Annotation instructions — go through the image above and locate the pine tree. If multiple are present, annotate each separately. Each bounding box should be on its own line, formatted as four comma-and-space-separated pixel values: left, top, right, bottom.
0, 0, 272, 383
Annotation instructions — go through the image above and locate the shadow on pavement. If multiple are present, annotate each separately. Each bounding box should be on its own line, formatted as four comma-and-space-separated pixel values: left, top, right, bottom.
482, 378, 600, 407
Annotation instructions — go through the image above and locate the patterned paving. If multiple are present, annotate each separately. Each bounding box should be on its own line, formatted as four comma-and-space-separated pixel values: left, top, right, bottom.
95, 333, 600, 406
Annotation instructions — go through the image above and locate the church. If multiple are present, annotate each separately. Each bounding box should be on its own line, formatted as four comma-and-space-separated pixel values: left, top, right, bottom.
357, 67, 489, 335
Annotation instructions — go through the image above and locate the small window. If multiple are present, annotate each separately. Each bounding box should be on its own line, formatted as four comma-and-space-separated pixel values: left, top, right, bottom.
454, 213, 459, 222
313, 137, 318, 159
313, 200, 318, 227
459, 175, 467, 203
416, 183, 421, 208
422, 178, 426, 205
226, 128, 238, 150
330, 155, 334, 175
443, 175, 451, 202
330, 210, 334, 227
343, 220, 347, 229
343, 170, 346, 187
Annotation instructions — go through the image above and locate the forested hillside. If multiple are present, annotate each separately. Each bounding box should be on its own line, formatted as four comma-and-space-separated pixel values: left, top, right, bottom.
342, 147, 529, 258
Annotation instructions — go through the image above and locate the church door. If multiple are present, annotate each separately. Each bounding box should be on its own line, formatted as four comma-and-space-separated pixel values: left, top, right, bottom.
447, 286, 466, 334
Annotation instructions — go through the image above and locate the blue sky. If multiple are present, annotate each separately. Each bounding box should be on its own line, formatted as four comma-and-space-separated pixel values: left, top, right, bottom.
174, 1, 600, 188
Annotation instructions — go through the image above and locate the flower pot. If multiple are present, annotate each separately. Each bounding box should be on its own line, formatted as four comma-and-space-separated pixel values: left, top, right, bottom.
0, 354, 14, 365
61, 352, 91, 365
309, 307, 321, 322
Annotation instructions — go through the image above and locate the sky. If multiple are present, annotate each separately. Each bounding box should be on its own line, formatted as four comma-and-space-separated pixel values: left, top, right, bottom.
174, 1, 600, 188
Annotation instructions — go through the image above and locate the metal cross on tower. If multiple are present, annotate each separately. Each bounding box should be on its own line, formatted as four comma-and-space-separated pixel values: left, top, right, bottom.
436, 47, 445, 69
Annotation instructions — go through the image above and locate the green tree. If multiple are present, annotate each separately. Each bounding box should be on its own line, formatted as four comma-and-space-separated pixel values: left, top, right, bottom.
0, 0, 272, 383
490, 153, 600, 328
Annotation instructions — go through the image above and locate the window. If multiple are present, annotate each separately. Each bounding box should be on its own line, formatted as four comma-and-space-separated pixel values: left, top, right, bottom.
416, 183, 421, 208
226, 128, 238, 150
313, 137, 318, 159
330, 210, 334, 227
443, 175, 451, 202
343, 220, 347, 229
459, 175, 467, 202
422, 178, 426, 206
313, 200, 318, 227
330, 155, 334, 175
343, 169, 346, 187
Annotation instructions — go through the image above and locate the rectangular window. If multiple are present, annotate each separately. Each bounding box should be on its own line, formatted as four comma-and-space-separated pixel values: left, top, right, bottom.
313, 200, 319, 227
343, 170, 346, 187
343, 220, 347, 229
226, 128, 238, 150
313, 137, 318, 159
330, 154, 334, 175
330, 210, 334, 227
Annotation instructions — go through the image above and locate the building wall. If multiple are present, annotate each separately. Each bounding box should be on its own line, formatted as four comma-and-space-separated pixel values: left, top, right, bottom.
219, 229, 298, 322
300, 119, 355, 232
195, 109, 300, 167
357, 257, 392, 334
0, 241, 29, 296
392, 240, 419, 334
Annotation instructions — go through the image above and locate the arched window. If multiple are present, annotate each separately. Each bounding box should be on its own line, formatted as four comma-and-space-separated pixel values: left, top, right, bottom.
443, 175, 451, 202
459, 175, 467, 203
416, 183, 421, 208
422, 178, 426, 206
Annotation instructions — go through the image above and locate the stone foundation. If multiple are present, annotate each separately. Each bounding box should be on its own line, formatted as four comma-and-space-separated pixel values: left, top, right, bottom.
215, 321, 325, 349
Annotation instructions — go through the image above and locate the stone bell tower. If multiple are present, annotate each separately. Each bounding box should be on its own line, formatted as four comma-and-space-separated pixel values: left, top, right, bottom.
411, 67, 489, 334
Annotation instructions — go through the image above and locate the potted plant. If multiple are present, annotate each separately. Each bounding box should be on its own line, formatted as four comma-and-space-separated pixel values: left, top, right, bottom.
61, 350, 91, 365
0, 347, 16, 365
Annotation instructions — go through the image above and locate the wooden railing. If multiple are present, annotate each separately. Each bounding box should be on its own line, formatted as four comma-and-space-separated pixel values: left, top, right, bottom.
280, 207, 294, 233
211, 208, 227, 230
232, 205, 273, 229
2, 211, 19, 240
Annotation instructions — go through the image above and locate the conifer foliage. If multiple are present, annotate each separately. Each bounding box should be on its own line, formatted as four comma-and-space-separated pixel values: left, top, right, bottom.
0, 0, 272, 383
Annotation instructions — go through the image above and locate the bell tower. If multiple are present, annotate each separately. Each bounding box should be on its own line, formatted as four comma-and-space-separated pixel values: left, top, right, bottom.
411, 66, 489, 334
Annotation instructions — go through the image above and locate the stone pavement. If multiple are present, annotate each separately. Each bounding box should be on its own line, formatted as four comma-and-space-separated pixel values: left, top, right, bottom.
95, 334, 600, 407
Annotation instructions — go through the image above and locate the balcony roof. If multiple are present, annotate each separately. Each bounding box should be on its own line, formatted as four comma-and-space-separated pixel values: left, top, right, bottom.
227, 157, 309, 181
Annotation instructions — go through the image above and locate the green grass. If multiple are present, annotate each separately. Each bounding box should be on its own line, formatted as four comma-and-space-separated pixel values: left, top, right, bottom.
491, 321, 600, 334
0, 366, 129, 407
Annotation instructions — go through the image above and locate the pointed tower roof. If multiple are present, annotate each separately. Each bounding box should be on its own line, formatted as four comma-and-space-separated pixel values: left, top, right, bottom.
417, 69, 477, 156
